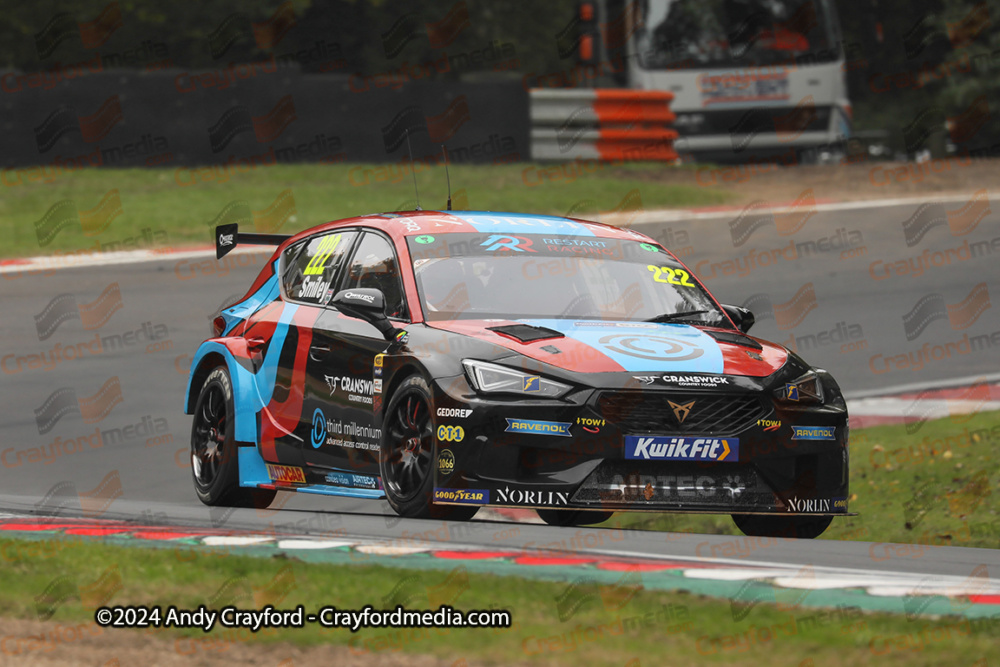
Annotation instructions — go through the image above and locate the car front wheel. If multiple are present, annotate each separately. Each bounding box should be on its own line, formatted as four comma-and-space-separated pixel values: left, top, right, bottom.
536, 509, 614, 527
380, 376, 478, 521
731, 513, 833, 539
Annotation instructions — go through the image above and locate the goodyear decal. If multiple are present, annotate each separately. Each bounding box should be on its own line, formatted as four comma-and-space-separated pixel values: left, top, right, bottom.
266, 463, 306, 483
446, 212, 595, 236
625, 436, 738, 462
505, 419, 572, 437
433, 488, 489, 504
520, 319, 724, 373
791, 425, 836, 440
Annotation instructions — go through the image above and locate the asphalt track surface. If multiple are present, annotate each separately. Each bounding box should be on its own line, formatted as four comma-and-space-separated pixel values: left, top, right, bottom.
2, 199, 998, 580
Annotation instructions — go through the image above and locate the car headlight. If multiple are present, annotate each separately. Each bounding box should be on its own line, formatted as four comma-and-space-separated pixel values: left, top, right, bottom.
775, 370, 824, 404
462, 360, 571, 398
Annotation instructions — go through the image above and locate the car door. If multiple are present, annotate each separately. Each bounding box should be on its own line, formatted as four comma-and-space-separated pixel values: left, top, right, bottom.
255, 228, 358, 470
301, 230, 410, 476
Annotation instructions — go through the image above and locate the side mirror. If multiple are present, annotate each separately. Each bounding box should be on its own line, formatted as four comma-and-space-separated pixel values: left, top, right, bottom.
330, 289, 396, 340
722, 304, 755, 334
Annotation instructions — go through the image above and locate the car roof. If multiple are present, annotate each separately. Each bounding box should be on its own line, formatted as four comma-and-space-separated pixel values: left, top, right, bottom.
288, 210, 653, 245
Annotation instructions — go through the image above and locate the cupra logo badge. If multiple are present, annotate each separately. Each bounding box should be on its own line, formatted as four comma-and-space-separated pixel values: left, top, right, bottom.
669, 400, 695, 424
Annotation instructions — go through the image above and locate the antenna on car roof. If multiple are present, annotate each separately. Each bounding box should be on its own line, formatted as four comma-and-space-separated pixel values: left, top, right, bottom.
442, 144, 452, 210
405, 130, 421, 211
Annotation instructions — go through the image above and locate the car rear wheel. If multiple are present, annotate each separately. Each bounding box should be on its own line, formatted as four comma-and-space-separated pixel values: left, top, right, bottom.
190, 367, 275, 509
731, 513, 833, 539
536, 509, 613, 527
380, 376, 478, 521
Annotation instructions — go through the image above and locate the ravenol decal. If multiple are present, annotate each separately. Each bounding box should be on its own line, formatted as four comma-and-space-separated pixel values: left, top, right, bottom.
784, 384, 800, 400
437, 425, 464, 442
505, 419, 572, 437
791, 425, 836, 440
522, 319, 724, 373
626, 436, 738, 462
522, 376, 541, 392
310, 408, 326, 448
303, 234, 342, 275
433, 488, 489, 504
481, 234, 536, 252
266, 464, 306, 484
449, 212, 595, 236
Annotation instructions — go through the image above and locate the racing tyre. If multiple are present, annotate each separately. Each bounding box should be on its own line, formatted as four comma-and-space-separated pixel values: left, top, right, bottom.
190, 367, 276, 509
380, 376, 478, 521
536, 509, 613, 527
731, 513, 833, 539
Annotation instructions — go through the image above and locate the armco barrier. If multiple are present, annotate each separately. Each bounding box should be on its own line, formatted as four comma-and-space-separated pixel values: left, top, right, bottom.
530, 88, 678, 162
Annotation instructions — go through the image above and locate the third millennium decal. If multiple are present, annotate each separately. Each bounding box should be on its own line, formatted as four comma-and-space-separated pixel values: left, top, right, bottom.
790, 426, 836, 440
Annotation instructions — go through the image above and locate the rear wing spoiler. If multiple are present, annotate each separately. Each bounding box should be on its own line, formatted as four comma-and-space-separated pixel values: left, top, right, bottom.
215, 223, 291, 260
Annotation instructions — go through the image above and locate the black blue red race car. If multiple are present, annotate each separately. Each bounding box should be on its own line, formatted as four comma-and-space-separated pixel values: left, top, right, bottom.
185, 210, 851, 538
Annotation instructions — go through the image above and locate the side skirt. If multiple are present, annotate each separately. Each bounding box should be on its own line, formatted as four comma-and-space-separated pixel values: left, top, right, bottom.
237, 446, 386, 500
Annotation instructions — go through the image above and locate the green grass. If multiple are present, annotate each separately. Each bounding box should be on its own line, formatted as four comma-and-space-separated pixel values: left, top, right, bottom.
0, 162, 731, 258
603, 410, 1000, 549
1, 536, 998, 665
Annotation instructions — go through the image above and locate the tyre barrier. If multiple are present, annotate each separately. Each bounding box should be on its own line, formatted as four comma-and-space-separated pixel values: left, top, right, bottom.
529, 88, 678, 162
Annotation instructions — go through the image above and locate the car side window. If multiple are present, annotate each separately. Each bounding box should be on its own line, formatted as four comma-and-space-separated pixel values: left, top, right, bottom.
282, 231, 358, 305
342, 232, 409, 320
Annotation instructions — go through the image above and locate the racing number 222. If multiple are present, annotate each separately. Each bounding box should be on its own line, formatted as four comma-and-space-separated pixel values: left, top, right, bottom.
647, 265, 695, 287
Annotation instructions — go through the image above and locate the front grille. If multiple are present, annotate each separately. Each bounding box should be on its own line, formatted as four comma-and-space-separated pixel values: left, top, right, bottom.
571, 460, 777, 510
598, 391, 765, 435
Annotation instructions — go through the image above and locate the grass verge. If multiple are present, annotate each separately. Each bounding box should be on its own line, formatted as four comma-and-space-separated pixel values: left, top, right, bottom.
1, 535, 998, 665
603, 410, 1000, 549
0, 162, 731, 258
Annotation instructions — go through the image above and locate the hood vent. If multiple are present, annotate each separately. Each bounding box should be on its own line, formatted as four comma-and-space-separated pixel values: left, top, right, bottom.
487, 324, 565, 343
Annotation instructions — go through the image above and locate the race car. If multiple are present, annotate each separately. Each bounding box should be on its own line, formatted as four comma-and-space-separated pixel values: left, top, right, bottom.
185, 210, 851, 538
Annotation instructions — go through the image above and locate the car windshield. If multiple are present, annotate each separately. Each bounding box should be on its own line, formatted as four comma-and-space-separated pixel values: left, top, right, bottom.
636, 0, 838, 69
407, 232, 727, 326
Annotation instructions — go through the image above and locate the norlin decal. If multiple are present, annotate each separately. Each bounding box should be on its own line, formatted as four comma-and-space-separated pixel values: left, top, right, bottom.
496, 486, 569, 505
787, 497, 831, 512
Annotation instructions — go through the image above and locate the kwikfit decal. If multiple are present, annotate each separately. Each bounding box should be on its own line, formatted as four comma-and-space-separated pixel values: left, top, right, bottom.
626, 436, 738, 462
